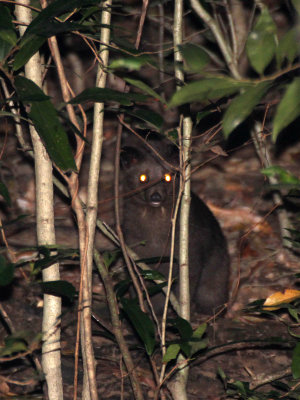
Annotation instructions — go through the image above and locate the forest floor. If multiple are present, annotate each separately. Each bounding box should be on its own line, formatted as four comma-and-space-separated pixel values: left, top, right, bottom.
0, 132, 299, 399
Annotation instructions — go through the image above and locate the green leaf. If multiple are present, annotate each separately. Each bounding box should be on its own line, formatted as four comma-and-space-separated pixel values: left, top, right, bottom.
13, 36, 46, 71
289, 307, 300, 323
163, 343, 180, 363
25, 0, 99, 36
192, 323, 207, 339
14, 78, 50, 102
178, 43, 209, 72
162, 322, 207, 360
41, 280, 76, 302
0, 255, 14, 287
15, 76, 77, 172
179, 341, 191, 358
0, 337, 28, 357
261, 166, 300, 185
0, 331, 41, 357
196, 111, 211, 125
0, 181, 11, 206
109, 55, 152, 71
168, 77, 249, 108
0, 6, 16, 33
114, 279, 131, 298
69, 87, 147, 106
223, 81, 271, 137
231, 381, 249, 395
38, 246, 51, 258
217, 366, 227, 383
34, 246, 79, 271
16, 22, 94, 69
166, 129, 179, 143
0, 5, 17, 61
121, 298, 155, 355
190, 337, 208, 356
139, 269, 166, 281
189, 323, 208, 356
124, 77, 166, 104
146, 282, 167, 296
127, 108, 163, 130
246, 7, 277, 74
13, 0, 99, 70
102, 250, 120, 268
28, 21, 92, 37
170, 317, 193, 341
14, 19, 95, 70
80, 6, 103, 23
29, 104, 76, 172
276, 28, 299, 68
272, 77, 300, 140
292, 342, 300, 379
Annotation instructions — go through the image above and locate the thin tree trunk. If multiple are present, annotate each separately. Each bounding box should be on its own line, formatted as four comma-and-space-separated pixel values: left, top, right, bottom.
168, 1, 193, 398
81, 1, 113, 398
15, 2, 63, 399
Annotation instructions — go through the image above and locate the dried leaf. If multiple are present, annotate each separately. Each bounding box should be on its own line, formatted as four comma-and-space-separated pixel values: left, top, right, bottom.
0, 380, 13, 396
210, 145, 228, 156
263, 289, 300, 310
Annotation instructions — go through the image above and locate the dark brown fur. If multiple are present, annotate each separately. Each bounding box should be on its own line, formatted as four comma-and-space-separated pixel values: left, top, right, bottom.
121, 133, 229, 315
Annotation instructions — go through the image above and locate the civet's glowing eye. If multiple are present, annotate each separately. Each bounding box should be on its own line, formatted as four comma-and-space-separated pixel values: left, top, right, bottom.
164, 173, 172, 182
139, 174, 148, 182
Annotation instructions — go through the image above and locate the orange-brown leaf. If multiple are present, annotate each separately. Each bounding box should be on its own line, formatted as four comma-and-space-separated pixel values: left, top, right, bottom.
263, 289, 300, 310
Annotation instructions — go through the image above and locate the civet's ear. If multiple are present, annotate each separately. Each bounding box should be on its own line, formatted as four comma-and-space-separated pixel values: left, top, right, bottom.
120, 146, 143, 169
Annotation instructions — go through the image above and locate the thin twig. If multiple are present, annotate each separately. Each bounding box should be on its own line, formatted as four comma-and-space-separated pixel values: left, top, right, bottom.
190, 0, 240, 79
159, 178, 183, 384
250, 366, 291, 390
224, 0, 238, 62
135, 0, 149, 49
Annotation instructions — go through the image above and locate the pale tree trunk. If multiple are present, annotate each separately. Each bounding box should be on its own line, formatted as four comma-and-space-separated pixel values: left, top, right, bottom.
168, 0, 193, 399
81, 1, 113, 399
15, 2, 63, 399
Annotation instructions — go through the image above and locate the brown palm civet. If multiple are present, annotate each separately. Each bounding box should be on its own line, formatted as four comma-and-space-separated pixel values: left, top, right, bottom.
120, 132, 229, 315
